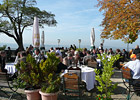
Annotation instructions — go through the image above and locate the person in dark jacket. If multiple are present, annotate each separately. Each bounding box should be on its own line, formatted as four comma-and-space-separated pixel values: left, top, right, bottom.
122, 49, 128, 61
56, 62, 67, 73
133, 45, 140, 55
56, 56, 67, 73
7, 47, 12, 62
0, 51, 7, 72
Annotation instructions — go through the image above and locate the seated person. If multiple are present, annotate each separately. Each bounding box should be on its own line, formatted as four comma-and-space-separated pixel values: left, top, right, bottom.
14, 52, 21, 63
83, 50, 95, 65
17, 51, 27, 63
124, 53, 140, 79
63, 53, 74, 67
80, 48, 87, 58
12, 51, 26, 79
124, 53, 140, 95
33, 48, 42, 63
56, 55, 67, 73
73, 51, 82, 66
130, 54, 137, 61
91, 49, 97, 58
40, 50, 47, 61
124, 54, 137, 68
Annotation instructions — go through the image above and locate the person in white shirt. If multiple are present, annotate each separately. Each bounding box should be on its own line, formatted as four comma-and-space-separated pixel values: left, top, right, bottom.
63, 53, 74, 67
124, 54, 136, 68
33, 48, 42, 63
124, 53, 140, 79
55, 48, 62, 57
50, 47, 55, 53
124, 53, 140, 96
14, 52, 20, 63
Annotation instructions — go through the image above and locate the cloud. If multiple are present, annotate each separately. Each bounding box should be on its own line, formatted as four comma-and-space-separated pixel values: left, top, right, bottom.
72, 8, 98, 14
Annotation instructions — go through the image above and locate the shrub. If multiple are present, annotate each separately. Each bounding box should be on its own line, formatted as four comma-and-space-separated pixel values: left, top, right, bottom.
95, 54, 120, 99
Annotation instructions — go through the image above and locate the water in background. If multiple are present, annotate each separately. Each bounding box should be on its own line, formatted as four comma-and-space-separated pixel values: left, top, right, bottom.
0, 43, 91, 50
0, 43, 133, 51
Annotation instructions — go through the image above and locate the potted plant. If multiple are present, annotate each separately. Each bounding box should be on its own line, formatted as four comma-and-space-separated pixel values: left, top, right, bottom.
95, 54, 120, 100
39, 52, 61, 100
16, 54, 42, 100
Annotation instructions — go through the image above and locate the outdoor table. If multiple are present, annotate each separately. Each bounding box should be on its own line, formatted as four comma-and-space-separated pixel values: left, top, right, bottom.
5, 63, 17, 74
62, 65, 95, 91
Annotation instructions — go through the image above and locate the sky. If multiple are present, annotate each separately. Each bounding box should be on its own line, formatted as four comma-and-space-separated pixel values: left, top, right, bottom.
0, 0, 140, 50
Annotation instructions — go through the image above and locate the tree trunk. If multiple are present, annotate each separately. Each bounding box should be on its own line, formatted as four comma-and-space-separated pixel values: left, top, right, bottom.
18, 41, 24, 51
16, 34, 24, 51
17, 40, 24, 51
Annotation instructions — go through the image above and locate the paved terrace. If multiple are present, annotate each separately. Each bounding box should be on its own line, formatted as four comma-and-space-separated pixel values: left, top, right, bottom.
0, 70, 140, 100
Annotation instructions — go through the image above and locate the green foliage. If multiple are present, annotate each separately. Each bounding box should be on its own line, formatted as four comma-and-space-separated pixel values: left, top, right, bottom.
0, 45, 6, 51
16, 52, 61, 92
0, 0, 57, 28
40, 53, 61, 93
76, 48, 83, 52
96, 95, 113, 100
41, 73, 61, 93
15, 54, 41, 90
95, 54, 120, 99
0, 0, 57, 50
98, 0, 140, 44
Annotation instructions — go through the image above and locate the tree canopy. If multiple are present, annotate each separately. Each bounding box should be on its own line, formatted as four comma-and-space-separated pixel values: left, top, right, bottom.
0, 0, 57, 50
97, 0, 140, 43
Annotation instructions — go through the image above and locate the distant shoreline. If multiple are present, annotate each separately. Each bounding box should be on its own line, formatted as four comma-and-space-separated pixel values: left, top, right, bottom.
0, 43, 134, 51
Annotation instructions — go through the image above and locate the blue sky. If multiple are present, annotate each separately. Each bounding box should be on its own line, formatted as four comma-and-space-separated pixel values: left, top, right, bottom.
0, 0, 139, 50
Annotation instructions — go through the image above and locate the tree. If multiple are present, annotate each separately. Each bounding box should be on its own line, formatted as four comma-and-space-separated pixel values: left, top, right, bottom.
97, 0, 140, 44
0, 0, 57, 51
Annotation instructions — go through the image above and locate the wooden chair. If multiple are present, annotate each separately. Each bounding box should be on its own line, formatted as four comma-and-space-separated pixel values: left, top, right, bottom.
68, 66, 81, 81
121, 67, 140, 100
120, 63, 124, 68
122, 67, 132, 79
121, 67, 133, 100
63, 73, 83, 99
87, 60, 97, 68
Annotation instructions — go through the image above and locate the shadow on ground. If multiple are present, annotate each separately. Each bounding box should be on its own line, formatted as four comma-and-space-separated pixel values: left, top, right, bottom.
0, 87, 26, 100
113, 86, 127, 94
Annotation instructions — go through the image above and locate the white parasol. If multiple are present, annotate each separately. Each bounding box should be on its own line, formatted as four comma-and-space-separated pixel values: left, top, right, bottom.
90, 28, 95, 47
33, 17, 40, 48
41, 31, 45, 47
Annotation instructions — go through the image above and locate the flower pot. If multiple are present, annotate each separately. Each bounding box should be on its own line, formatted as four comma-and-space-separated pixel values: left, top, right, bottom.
39, 91, 57, 100
25, 89, 41, 100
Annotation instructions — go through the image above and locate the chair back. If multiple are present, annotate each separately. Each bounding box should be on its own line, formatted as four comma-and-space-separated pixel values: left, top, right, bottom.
63, 73, 79, 90
121, 67, 140, 97
121, 67, 132, 79
88, 60, 97, 68
68, 66, 81, 81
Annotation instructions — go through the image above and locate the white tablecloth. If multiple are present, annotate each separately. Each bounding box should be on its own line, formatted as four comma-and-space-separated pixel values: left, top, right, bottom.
5, 63, 17, 74
62, 66, 95, 91
80, 66, 95, 91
